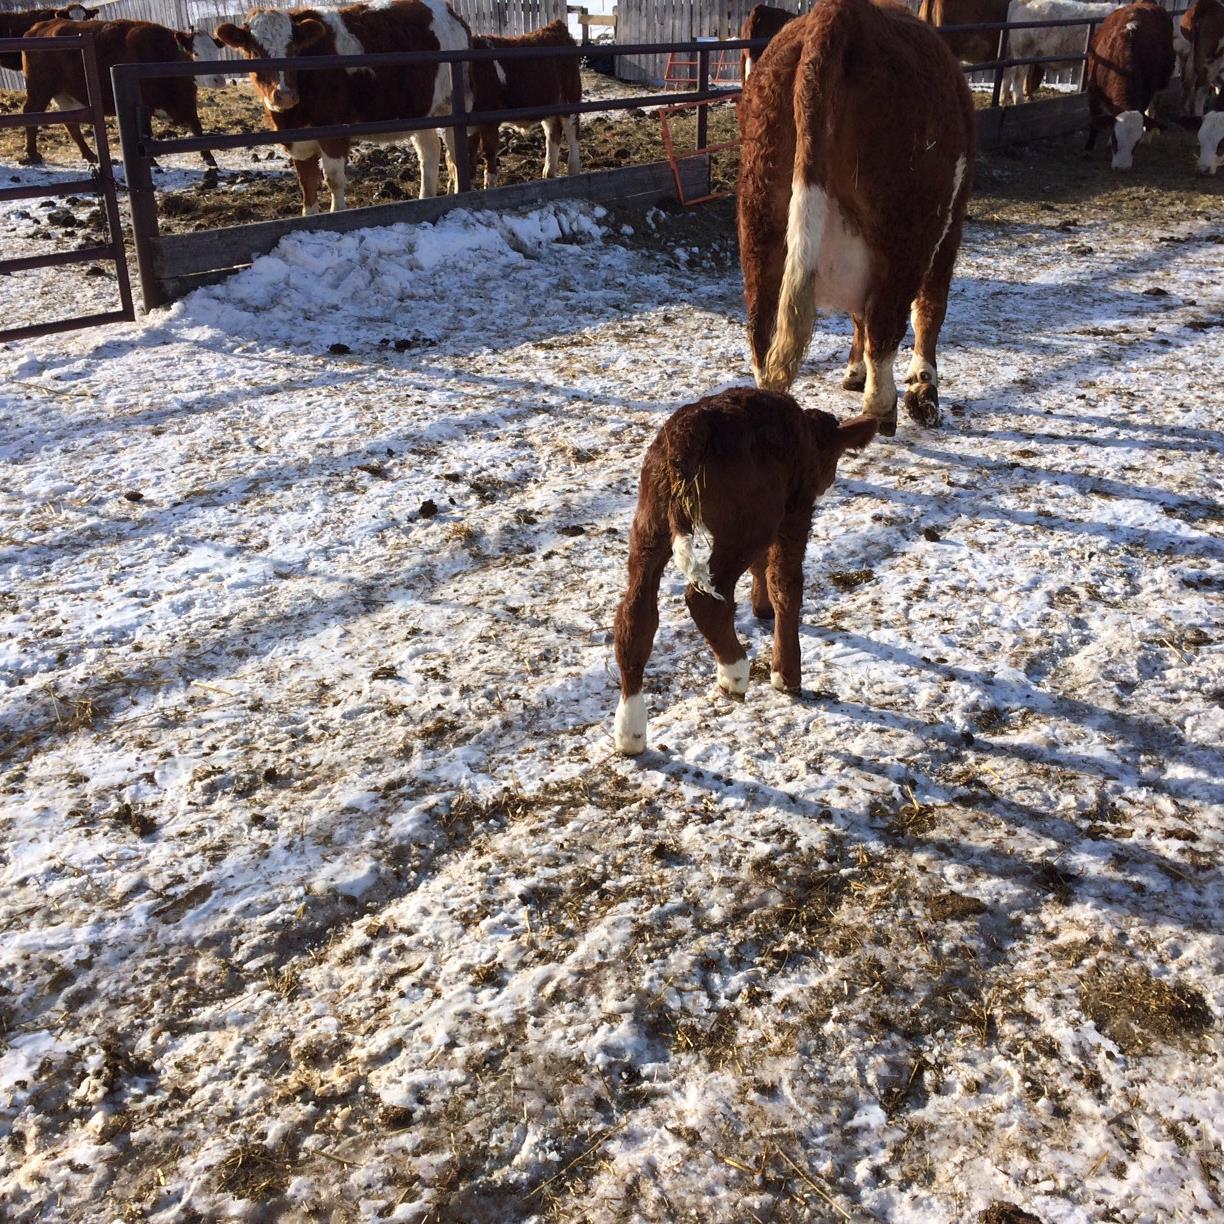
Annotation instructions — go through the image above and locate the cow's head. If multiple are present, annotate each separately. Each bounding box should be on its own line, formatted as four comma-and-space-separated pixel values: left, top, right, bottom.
215, 10, 331, 112
1198, 110, 1224, 175
1110, 110, 1145, 171
181, 30, 229, 89
57, 5, 99, 19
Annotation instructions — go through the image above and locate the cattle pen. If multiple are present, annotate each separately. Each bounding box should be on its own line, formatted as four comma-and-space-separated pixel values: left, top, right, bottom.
101, 9, 1180, 313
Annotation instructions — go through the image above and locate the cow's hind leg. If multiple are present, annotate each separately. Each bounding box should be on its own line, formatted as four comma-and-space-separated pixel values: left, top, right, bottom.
613, 514, 672, 755
862, 289, 910, 437
750, 552, 773, 620
412, 130, 441, 198
843, 313, 866, 391
904, 167, 968, 429
63, 121, 96, 164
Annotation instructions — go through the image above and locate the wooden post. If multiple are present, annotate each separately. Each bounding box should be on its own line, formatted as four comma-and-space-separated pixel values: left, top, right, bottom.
112, 63, 163, 311
697, 47, 709, 148
990, 25, 1010, 108
1078, 20, 1095, 93
81, 32, 133, 319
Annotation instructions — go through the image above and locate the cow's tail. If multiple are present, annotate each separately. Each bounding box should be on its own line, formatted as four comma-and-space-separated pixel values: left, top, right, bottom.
760, 0, 857, 392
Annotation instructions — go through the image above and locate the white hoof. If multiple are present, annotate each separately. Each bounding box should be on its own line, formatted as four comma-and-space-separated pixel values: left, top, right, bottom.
770, 670, 788, 692
614, 694, 647, 755
716, 657, 749, 696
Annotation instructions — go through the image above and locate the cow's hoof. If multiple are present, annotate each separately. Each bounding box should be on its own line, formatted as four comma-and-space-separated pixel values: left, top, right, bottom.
716, 657, 749, 699
842, 370, 866, 392
18, 154, 43, 166
876, 413, 898, 438
770, 671, 801, 695
903, 384, 941, 428
613, 694, 647, 755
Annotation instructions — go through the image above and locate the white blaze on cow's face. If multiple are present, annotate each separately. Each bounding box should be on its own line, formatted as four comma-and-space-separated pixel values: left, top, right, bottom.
1199, 111, 1224, 175
247, 9, 298, 111
1111, 111, 1144, 171
192, 32, 229, 90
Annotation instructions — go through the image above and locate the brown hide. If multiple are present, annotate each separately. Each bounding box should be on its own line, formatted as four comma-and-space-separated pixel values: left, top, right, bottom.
612, 386, 876, 750
21, 18, 209, 165
1087, 2, 1174, 129
0, 6, 97, 72
1182, 0, 1224, 113
469, 19, 581, 186
917, 0, 1010, 66
738, 0, 975, 435
740, 5, 798, 78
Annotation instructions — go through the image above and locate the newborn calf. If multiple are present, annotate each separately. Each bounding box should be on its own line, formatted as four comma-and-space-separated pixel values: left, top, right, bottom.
613, 386, 875, 755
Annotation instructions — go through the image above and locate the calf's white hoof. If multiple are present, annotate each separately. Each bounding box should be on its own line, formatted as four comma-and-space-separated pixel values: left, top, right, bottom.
716, 657, 750, 698
770, 670, 800, 694
614, 694, 647, 755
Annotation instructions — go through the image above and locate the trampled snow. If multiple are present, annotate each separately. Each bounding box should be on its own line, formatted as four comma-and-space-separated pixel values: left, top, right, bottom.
0, 196, 1221, 1221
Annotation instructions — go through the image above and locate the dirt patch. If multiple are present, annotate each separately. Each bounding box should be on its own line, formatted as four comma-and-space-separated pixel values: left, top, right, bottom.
927, 892, 988, 921
980, 1205, 1045, 1224
1080, 965, 1214, 1054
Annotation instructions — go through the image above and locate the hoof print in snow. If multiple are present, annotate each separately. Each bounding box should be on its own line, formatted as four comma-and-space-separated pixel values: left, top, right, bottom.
123, 490, 144, 503
328, 342, 352, 355
370, 664, 398, 680
558, 524, 586, 537
418, 499, 438, 519
355, 462, 389, 480
922, 525, 942, 542
113, 802, 156, 838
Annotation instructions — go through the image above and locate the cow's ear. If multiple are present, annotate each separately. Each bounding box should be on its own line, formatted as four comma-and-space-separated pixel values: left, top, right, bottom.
174, 30, 195, 55
292, 17, 330, 52
836, 414, 877, 456
215, 22, 255, 53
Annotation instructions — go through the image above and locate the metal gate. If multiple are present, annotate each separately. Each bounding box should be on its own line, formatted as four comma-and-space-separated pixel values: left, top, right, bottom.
0, 32, 134, 341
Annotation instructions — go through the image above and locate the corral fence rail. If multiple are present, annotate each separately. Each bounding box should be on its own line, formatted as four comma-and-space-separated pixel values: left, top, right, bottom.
0, 31, 133, 338
111, 37, 760, 309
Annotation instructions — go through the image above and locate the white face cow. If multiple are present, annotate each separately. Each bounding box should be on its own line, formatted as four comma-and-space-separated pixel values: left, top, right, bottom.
1198, 111, 1224, 175
1111, 110, 1145, 171
183, 30, 229, 90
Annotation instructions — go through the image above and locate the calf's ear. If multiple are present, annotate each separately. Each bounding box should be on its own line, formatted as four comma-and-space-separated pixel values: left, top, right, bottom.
215, 22, 254, 52
836, 414, 877, 456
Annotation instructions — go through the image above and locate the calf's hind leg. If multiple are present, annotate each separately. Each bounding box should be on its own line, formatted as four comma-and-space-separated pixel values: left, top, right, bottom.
765, 518, 809, 693
613, 516, 672, 755
684, 542, 754, 699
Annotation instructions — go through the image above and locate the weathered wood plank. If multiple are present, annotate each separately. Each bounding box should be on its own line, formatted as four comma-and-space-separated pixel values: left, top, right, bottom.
154, 158, 707, 292
976, 93, 1089, 151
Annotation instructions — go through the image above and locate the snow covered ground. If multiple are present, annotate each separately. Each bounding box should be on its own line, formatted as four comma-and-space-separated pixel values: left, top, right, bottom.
0, 188, 1221, 1222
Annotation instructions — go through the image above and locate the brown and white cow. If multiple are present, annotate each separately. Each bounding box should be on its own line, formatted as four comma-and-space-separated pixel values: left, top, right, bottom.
0, 6, 96, 72
917, 0, 1011, 67
738, 0, 976, 436
1086, 1, 1174, 169
740, 4, 798, 80
468, 19, 580, 190
1180, 0, 1224, 116
216, 2, 472, 215
612, 385, 876, 754
21, 19, 217, 166
1002, 0, 1121, 106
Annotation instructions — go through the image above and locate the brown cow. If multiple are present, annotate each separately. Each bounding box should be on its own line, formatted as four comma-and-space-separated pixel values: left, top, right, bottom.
917, 0, 1011, 66
741, 4, 798, 80
468, 19, 581, 190
612, 386, 876, 755
738, 0, 976, 436
0, 6, 96, 72
21, 19, 216, 167
1086, 1, 1174, 169
216, 2, 472, 214
1181, 0, 1224, 116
